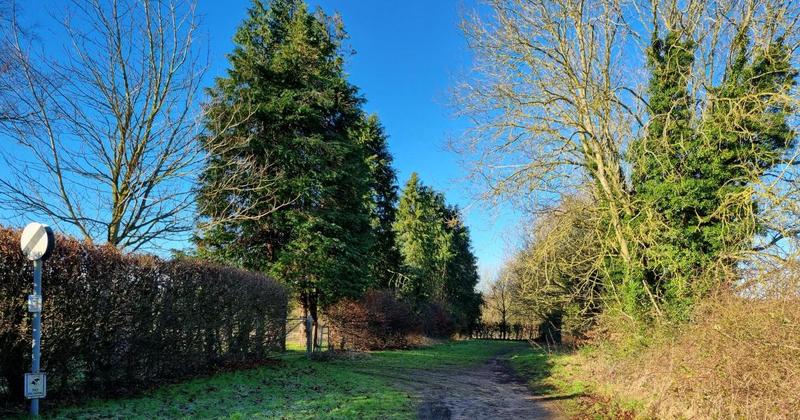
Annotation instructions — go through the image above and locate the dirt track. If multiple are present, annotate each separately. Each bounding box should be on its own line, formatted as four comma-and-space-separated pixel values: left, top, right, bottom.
410, 355, 560, 420
342, 351, 552, 420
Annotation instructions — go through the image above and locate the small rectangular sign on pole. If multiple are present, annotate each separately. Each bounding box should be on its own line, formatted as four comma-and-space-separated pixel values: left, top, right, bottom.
27, 294, 42, 313
24, 373, 46, 399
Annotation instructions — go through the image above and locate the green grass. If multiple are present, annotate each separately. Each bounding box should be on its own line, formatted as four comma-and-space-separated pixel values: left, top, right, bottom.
364, 339, 526, 370
505, 345, 596, 418
508, 347, 586, 397
46, 340, 529, 419
507, 345, 645, 418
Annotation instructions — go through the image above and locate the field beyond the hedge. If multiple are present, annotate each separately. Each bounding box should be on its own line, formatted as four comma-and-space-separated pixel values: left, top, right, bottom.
44, 340, 560, 419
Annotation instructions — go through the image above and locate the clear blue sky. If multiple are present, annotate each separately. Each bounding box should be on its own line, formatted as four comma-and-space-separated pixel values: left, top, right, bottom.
2, 0, 522, 287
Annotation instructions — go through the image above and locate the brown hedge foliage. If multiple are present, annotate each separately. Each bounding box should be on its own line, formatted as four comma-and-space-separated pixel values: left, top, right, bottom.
0, 226, 287, 405
420, 302, 456, 338
574, 277, 800, 418
327, 290, 419, 350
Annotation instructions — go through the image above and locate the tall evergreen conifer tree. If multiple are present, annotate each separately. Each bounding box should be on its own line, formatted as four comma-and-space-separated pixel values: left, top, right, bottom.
394, 173, 482, 331
393, 173, 452, 303
442, 205, 483, 332
196, 0, 374, 322
354, 115, 403, 288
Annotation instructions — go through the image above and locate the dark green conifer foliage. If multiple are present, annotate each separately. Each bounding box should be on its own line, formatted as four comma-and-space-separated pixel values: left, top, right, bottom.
699, 34, 797, 255
393, 173, 451, 303
628, 31, 698, 314
394, 173, 482, 331
354, 114, 403, 288
196, 0, 373, 320
630, 29, 796, 317
442, 205, 483, 332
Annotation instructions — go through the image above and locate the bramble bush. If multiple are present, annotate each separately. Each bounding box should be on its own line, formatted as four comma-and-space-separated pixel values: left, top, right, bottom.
0, 226, 287, 406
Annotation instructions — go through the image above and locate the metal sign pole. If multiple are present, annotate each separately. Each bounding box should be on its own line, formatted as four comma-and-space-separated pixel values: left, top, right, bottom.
20, 222, 54, 416
31, 259, 42, 416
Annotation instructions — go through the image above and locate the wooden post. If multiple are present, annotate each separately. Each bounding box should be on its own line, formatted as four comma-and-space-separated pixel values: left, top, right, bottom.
326, 326, 332, 352
305, 314, 313, 357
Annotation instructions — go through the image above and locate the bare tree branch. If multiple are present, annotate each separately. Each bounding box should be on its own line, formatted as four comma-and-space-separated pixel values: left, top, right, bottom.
0, 0, 204, 251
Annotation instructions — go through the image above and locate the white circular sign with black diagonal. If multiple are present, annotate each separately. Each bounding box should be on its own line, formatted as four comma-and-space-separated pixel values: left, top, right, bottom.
20, 223, 55, 261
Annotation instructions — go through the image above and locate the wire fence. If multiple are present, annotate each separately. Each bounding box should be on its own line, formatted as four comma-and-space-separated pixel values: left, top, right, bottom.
285, 316, 332, 354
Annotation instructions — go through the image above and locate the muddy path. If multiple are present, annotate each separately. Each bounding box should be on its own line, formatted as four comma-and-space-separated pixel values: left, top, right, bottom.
410, 355, 561, 419
356, 352, 562, 419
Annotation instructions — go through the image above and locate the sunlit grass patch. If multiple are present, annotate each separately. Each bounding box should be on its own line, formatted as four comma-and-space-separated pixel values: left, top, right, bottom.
47, 340, 529, 419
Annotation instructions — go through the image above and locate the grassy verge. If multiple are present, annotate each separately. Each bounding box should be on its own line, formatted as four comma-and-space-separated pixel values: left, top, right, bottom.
507, 345, 642, 419
44, 340, 524, 419
566, 295, 800, 418
508, 347, 585, 397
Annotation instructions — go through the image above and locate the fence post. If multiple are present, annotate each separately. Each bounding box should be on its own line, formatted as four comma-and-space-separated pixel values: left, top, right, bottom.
305, 314, 313, 357
326, 326, 331, 352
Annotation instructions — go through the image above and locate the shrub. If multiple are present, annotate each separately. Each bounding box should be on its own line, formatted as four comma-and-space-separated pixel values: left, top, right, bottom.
420, 302, 455, 338
0, 226, 287, 405
327, 290, 419, 350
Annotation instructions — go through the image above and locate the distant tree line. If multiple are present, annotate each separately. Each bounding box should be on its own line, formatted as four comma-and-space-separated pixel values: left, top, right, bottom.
470, 322, 539, 341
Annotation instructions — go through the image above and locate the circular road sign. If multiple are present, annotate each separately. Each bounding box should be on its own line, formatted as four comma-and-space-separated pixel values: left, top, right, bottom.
20, 223, 55, 261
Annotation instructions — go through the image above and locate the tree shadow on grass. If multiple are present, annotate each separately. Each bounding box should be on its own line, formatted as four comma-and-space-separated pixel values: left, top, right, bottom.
507, 346, 585, 402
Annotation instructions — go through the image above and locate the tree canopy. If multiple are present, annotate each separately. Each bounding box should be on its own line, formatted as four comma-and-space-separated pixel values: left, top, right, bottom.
394, 173, 482, 332
460, 0, 799, 331
197, 0, 374, 319
197, 0, 481, 334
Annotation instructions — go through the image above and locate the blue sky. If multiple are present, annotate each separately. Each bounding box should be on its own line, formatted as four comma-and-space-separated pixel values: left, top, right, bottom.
1, 0, 522, 288
200, 0, 523, 286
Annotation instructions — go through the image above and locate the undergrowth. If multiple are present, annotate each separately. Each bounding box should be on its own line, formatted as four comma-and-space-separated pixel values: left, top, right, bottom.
564, 291, 800, 418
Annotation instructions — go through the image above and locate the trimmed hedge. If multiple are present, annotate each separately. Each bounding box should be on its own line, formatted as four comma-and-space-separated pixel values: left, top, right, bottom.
471, 321, 539, 341
0, 226, 287, 404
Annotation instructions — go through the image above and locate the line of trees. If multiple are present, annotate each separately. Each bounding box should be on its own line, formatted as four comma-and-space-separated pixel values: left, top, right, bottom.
196, 0, 481, 337
0, 0, 483, 343
460, 0, 800, 338
393, 173, 483, 333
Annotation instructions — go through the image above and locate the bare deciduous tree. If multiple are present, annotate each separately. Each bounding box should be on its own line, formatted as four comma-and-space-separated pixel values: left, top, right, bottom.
505, 195, 604, 335
0, 0, 21, 123
0, 0, 204, 251
456, 0, 639, 268
485, 272, 513, 339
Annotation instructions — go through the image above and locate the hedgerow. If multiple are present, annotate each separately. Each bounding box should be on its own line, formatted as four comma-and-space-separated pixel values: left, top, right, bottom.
0, 226, 287, 405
